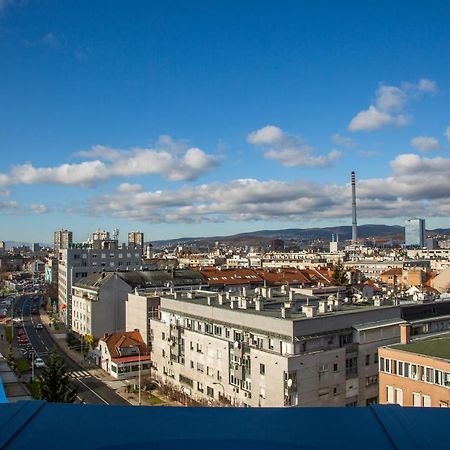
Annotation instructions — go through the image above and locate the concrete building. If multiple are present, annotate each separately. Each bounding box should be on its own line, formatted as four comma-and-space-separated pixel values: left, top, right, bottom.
379, 327, 450, 407
148, 286, 450, 407
57, 230, 144, 326
71, 269, 207, 338
128, 231, 144, 251
405, 218, 426, 248
72, 273, 133, 338
54, 229, 73, 252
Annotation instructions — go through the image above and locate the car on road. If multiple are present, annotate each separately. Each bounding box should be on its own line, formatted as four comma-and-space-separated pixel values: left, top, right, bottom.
14, 322, 24, 329
35, 323, 43, 330
18, 329, 25, 337
18, 336, 29, 345
34, 358, 45, 368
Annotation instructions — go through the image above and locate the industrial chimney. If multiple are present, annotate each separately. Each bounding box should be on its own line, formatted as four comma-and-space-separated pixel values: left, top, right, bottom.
351, 171, 357, 243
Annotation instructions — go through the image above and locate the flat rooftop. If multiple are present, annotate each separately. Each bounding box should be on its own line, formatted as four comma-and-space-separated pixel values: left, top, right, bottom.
161, 292, 397, 322
391, 333, 450, 360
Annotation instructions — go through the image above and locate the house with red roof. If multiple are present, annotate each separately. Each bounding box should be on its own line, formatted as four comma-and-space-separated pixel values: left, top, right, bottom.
96, 330, 151, 380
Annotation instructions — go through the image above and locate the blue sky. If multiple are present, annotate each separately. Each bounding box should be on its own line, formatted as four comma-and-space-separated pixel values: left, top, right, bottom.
1, 0, 450, 243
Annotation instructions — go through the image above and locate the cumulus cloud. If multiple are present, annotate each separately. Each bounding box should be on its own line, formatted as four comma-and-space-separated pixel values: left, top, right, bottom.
86, 152, 450, 224
348, 79, 437, 132
410, 136, 439, 152
247, 125, 341, 167
30, 204, 50, 214
0, 136, 219, 187
331, 134, 355, 148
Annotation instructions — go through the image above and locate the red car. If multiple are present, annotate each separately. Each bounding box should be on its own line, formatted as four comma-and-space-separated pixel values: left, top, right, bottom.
18, 336, 29, 345
18, 329, 25, 337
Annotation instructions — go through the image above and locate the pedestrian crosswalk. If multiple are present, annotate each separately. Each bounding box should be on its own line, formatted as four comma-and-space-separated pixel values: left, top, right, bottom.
69, 370, 91, 379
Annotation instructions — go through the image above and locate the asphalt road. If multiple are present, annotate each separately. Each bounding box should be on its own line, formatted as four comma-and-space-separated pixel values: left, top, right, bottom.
15, 295, 129, 406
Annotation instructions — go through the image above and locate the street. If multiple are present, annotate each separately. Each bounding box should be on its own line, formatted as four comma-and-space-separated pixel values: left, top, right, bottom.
13, 294, 129, 406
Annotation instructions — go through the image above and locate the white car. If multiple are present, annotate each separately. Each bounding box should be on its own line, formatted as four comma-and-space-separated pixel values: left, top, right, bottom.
35, 323, 43, 330
34, 358, 46, 368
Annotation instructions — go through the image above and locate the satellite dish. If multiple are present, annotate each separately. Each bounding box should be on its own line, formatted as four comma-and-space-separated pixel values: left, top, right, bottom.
287, 379, 293, 388
234, 341, 239, 348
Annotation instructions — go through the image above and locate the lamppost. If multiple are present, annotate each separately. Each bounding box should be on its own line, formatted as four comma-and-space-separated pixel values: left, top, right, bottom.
138, 345, 141, 406
213, 382, 225, 405
130, 344, 141, 406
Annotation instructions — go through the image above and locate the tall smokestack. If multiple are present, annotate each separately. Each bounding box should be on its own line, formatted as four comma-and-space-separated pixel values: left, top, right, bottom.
351, 171, 357, 242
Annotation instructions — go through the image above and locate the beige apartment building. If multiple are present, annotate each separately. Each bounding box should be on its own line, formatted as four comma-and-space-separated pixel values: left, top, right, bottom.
147, 288, 450, 407
379, 326, 450, 407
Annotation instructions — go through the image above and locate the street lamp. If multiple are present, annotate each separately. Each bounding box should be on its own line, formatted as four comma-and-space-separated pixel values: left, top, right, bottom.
213, 382, 225, 404
130, 344, 141, 406
138, 345, 141, 406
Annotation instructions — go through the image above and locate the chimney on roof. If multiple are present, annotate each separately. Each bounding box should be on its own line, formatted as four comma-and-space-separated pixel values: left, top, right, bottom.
400, 323, 411, 344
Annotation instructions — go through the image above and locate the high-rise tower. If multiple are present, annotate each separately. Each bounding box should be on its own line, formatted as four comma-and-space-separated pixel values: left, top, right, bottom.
351, 171, 357, 243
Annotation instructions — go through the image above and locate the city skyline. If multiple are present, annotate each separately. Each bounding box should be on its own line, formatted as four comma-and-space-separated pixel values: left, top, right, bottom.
1, 1, 450, 242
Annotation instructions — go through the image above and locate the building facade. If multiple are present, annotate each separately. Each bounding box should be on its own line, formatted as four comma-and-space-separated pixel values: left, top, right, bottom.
54, 229, 73, 252
405, 218, 426, 248
57, 231, 144, 326
379, 327, 450, 407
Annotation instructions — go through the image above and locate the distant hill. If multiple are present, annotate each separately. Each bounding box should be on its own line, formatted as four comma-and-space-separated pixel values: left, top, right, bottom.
152, 224, 409, 248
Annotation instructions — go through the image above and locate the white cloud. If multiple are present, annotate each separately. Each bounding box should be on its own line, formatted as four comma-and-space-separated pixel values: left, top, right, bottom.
348, 106, 401, 132
410, 136, 439, 152
247, 125, 284, 145
0, 200, 18, 210
87, 152, 450, 224
30, 204, 50, 214
348, 79, 437, 132
248, 126, 341, 168
417, 78, 437, 93
445, 127, 450, 142
0, 136, 219, 187
331, 134, 355, 148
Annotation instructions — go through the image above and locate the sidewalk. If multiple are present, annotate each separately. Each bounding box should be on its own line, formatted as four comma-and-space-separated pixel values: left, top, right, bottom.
39, 310, 180, 406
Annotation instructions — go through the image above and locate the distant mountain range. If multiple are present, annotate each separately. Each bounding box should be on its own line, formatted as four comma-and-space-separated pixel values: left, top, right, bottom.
152, 224, 450, 248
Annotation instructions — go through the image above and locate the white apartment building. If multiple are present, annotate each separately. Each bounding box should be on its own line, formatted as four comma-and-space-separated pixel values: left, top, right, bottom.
71, 269, 207, 338
148, 288, 450, 407
57, 230, 144, 327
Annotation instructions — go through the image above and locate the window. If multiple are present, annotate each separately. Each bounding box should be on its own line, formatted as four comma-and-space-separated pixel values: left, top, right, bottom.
398, 361, 404, 377
333, 363, 339, 372
197, 382, 204, 393
260, 363, 266, 375
413, 392, 421, 407
197, 362, 204, 372
423, 395, 431, 407
190, 360, 194, 369
395, 388, 403, 406
207, 386, 214, 397
386, 385, 395, 404
365, 354, 370, 366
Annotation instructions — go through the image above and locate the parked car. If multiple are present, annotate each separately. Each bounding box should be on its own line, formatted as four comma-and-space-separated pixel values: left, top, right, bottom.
34, 358, 45, 368
18, 329, 25, 337
35, 323, 43, 330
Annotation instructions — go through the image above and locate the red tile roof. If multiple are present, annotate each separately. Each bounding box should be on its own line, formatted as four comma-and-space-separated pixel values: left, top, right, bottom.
100, 330, 148, 358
